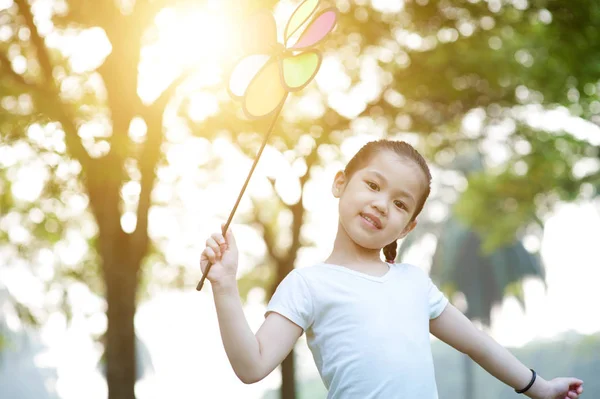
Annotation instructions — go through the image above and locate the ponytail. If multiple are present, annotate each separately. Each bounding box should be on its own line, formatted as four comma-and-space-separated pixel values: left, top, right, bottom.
383, 241, 398, 264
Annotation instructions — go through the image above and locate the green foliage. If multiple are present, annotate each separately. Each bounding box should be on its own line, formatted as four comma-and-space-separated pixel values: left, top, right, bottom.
237, 256, 275, 302
455, 128, 599, 250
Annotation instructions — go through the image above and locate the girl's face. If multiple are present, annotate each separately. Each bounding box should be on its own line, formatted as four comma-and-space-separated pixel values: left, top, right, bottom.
333, 150, 428, 251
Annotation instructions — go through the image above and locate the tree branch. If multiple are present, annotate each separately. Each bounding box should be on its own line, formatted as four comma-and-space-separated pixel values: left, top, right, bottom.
131, 121, 161, 266
149, 69, 195, 113
579, 169, 600, 186
14, 0, 92, 171
15, 0, 52, 83
281, 133, 327, 267
130, 70, 194, 264
250, 196, 284, 266
0, 52, 31, 87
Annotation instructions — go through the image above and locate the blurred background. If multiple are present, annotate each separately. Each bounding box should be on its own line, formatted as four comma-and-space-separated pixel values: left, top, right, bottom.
1, 0, 599, 398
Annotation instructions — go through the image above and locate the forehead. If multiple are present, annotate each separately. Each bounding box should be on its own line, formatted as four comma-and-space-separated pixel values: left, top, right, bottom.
358, 150, 428, 199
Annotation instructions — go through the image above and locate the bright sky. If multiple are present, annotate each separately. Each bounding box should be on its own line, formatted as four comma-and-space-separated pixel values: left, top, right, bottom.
1, 0, 600, 398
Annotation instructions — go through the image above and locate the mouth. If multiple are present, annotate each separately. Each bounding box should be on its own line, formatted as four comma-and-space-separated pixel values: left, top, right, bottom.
360, 212, 382, 229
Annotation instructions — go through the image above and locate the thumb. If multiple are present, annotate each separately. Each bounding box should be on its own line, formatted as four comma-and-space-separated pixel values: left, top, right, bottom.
222, 223, 237, 250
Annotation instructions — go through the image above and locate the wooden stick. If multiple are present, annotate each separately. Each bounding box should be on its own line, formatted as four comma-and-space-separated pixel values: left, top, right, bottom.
196, 101, 286, 291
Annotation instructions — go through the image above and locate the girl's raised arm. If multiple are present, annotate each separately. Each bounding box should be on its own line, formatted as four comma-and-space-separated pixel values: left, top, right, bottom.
202, 227, 303, 384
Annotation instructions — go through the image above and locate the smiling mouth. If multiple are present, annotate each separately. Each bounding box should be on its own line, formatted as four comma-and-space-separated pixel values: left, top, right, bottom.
360, 213, 381, 229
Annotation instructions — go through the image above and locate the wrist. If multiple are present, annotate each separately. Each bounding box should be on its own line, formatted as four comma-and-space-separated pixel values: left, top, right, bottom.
211, 277, 239, 296
523, 375, 549, 399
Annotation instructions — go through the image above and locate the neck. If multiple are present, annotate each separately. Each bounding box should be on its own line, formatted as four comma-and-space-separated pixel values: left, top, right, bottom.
325, 220, 387, 268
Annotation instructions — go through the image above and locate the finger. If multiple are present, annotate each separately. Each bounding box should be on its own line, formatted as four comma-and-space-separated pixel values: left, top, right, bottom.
211, 232, 227, 250
200, 253, 208, 272
204, 247, 217, 264
200, 251, 214, 272
206, 237, 221, 257
224, 225, 237, 250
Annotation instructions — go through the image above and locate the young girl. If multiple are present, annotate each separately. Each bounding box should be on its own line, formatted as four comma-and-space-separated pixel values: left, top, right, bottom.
200, 140, 584, 399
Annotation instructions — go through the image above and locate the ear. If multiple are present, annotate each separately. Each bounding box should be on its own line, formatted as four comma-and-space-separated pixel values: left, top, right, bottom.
397, 219, 417, 240
332, 170, 346, 198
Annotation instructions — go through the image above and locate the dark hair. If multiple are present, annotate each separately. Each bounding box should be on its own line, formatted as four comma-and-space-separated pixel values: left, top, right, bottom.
343, 140, 432, 263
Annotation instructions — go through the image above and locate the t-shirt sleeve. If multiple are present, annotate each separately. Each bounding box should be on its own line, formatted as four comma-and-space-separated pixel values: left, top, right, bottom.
427, 276, 449, 319
265, 269, 314, 331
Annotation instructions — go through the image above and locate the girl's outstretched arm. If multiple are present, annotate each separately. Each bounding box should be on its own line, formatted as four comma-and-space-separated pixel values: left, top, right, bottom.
430, 304, 584, 399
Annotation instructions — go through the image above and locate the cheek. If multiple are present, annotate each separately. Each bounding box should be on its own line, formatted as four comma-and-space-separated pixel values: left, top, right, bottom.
390, 212, 411, 232
338, 197, 351, 219
339, 195, 364, 227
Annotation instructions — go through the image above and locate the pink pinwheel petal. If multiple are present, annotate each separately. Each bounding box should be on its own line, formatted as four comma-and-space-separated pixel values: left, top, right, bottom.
290, 9, 337, 50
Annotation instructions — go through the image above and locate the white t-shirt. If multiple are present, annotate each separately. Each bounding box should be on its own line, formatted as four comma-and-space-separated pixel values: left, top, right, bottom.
266, 262, 449, 399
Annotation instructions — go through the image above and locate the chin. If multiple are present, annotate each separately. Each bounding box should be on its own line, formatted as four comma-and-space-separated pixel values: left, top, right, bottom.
340, 214, 392, 249
346, 227, 389, 250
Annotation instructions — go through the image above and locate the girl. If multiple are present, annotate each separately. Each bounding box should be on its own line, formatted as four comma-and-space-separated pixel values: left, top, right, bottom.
200, 139, 584, 399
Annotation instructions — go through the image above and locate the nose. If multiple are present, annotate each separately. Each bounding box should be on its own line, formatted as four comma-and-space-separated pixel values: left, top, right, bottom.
371, 200, 387, 216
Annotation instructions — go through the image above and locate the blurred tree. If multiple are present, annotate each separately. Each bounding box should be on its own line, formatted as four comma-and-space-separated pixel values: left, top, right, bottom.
0, 0, 246, 397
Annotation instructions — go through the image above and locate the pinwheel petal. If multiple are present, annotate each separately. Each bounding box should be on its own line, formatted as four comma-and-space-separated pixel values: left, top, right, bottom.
242, 10, 278, 54
290, 8, 337, 50
243, 59, 287, 119
284, 0, 320, 47
280, 51, 321, 91
229, 54, 271, 99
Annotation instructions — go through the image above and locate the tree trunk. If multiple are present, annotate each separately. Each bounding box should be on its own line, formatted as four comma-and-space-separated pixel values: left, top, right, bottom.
270, 261, 297, 399
463, 353, 474, 399
103, 242, 139, 399
89, 159, 142, 399
280, 350, 296, 399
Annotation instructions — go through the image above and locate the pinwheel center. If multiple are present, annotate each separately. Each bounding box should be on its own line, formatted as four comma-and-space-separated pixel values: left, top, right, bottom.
272, 42, 288, 57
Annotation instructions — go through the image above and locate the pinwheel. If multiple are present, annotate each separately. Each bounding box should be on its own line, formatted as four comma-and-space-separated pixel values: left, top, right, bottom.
197, 0, 338, 291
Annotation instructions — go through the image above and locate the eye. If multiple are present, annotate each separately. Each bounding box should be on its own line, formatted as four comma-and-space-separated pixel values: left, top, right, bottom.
394, 200, 407, 210
366, 181, 379, 191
